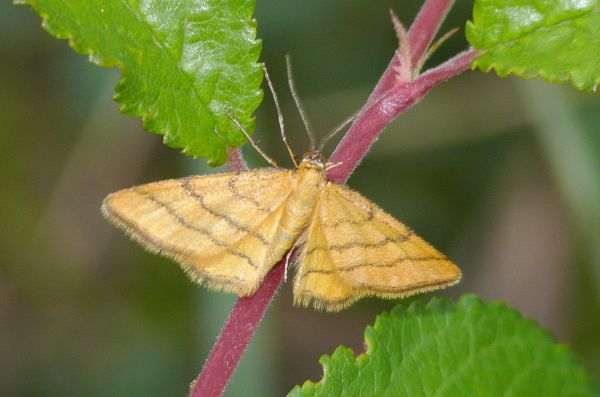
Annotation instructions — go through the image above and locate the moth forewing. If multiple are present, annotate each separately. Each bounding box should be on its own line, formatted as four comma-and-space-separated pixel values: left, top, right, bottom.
102, 169, 296, 295
292, 182, 461, 311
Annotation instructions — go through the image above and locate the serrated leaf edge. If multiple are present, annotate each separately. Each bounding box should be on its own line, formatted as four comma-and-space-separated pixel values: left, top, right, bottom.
471, 55, 600, 93
16, 0, 263, 164
289, 295, 591, 396
467, 8, 600, 93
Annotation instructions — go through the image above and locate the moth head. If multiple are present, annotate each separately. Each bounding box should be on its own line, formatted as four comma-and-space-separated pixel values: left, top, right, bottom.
300, 151, 326, 171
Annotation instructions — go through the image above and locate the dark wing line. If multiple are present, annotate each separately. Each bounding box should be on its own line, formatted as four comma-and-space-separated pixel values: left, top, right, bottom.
329, 183, 399, 229
129, 187, 260, 270
301, 256, 449, 276
319, 182, 375, 227
227, 174, 271, 214
102, 201, 251, 286
181, 178, 270, 246
305, 232, 413, 254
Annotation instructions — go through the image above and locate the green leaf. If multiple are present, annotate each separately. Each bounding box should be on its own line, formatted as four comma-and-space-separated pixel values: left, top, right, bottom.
17, 0, 263, 165
289, 295, 594, 397
466, 0, 600, 92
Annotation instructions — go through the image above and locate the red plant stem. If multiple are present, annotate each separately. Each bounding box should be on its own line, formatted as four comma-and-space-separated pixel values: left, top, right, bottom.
190, 149, 286, 397
367, 0, 455, 106
190, 261, 286, 397
409, 0, 455, 69
225, 147, 248, 172
417, 49, 479, 95
190, 2, 478, 396
327, 48, 477, 184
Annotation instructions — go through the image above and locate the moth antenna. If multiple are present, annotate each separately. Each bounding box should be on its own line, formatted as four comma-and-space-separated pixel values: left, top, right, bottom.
263, 64, 298, 168
224, 107, 279, 168
320, 86, 395, 152
286, 55, 317, 151
318, 109, 361, 152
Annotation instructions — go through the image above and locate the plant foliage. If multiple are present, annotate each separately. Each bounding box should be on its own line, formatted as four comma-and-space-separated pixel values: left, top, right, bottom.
467, 0, 600, 92
289, 295, 594, 397
17, 0, 263, 165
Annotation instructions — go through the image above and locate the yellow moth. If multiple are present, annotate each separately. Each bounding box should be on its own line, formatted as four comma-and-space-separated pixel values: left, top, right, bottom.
101, 150, 461, 311
102, 62, 461, 311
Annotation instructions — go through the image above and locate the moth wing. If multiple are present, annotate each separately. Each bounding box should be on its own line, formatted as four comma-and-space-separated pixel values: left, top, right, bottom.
294, 183, 461, 311
102, 168, 294, 296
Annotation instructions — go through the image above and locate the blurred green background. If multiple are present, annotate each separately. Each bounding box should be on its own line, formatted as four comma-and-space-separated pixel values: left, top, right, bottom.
2, 1, 600, 396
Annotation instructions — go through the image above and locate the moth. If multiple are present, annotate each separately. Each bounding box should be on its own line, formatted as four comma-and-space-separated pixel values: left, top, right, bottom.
101, 64, 461, 311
